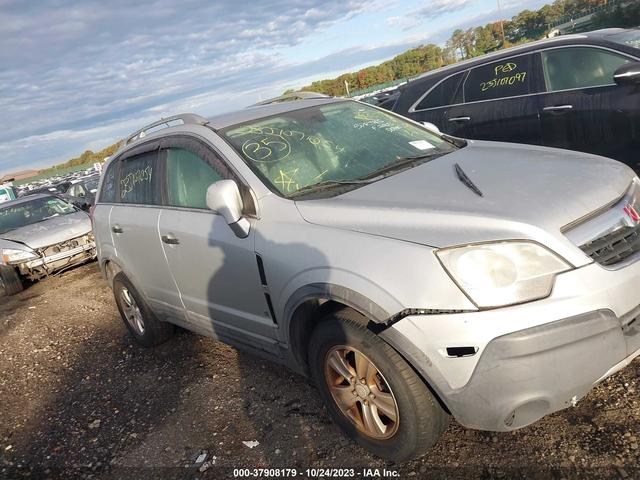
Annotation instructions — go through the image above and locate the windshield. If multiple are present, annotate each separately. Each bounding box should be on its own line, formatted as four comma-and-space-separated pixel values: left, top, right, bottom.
0, 196, 77, 235
608, 29, 640, 50
222, 101, 456, 197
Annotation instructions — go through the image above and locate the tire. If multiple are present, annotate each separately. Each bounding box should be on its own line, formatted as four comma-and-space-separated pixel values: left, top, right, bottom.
112, 272, 174, 347
308, 308, 449, 462
0, 265, 23, 296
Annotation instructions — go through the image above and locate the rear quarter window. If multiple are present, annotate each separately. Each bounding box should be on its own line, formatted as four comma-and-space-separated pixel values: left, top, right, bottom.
99, 162, 117, 203
414, 71, 466, 110
464, 54, 534, 103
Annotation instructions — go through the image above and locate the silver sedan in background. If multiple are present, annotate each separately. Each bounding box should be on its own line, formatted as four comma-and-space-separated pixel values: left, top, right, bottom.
0, 194, 96, 296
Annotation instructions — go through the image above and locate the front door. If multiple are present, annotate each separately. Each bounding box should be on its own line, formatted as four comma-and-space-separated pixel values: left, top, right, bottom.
539, 46, 640, 171
157, 144, 276, 351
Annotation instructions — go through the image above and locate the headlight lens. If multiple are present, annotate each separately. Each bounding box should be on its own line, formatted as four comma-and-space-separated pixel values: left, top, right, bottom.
1, 248, 38, 265
436, 241, 571, 308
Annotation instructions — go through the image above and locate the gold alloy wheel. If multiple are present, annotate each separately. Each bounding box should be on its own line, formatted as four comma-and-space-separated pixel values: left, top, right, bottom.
324, 345, 399, 439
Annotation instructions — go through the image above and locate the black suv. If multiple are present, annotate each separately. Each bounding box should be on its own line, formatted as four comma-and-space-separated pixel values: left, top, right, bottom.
391, 28, 640, 171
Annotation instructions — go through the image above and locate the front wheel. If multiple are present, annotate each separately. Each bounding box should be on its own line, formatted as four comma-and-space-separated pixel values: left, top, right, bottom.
0, 265, 23, 296
308, 308, 449, 462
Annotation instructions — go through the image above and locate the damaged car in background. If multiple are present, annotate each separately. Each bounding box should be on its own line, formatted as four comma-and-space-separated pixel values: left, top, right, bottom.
0, 194, 96, 296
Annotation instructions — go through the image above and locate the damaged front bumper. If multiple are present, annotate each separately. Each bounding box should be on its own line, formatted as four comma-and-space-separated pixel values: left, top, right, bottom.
386, 255, 640, 432
14, 235, 96, 280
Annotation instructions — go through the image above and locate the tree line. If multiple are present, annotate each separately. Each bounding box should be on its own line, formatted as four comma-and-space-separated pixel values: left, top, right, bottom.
38, 141, 122, 176
295, 0, 640, 96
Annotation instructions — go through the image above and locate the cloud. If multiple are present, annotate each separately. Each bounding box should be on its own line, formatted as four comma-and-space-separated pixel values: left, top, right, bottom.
0, 0, 375, 174
387, 0, 476, 31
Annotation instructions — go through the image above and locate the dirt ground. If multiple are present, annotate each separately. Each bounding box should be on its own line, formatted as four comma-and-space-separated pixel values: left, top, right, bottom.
0, 262, 638, 480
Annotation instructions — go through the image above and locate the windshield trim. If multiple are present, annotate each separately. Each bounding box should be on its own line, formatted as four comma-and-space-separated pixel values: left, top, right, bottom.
218, 100, 457, 201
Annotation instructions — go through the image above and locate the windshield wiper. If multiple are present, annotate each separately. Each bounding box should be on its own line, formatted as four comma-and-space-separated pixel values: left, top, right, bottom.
359, 151, 445, 181
288, 179, 371, 198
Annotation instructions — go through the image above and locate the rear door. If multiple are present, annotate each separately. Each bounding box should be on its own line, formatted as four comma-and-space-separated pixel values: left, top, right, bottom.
108, 149, 184, 320
445, 53, 543, 144
538, 45, 640, 170
157, 139, 276, 351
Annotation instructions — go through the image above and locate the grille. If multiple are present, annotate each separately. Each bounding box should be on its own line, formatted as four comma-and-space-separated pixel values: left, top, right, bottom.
579, 224, 640, 266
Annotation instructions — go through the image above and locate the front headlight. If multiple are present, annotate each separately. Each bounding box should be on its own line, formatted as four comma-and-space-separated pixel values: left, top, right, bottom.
1, 248, 39, 265
436, 241, 572, 308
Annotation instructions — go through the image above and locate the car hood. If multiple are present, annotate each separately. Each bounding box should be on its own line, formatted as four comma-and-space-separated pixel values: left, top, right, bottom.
0, 211, 92, 250
295, 141, 634, 268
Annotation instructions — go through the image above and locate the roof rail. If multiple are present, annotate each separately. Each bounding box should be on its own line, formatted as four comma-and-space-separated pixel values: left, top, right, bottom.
251, 91, 330, 107
125, 113, 209, 145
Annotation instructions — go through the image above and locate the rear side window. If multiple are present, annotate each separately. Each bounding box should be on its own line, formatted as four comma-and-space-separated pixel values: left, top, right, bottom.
464, 54, 533, 103
99, 162, 117, 203
541, 47, 631, 92
166, 148, 223, 209
414, 72, 465, 110
118, 152, 158, 205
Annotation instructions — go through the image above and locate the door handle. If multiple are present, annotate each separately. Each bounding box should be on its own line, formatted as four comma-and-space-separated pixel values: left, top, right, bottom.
111, 225, 123, 234
161, 234, 180, 245
543, 105, 573, 113
448, 116, 471, 122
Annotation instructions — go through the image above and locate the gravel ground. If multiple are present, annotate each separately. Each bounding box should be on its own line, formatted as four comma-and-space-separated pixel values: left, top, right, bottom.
0, 262, 638, 480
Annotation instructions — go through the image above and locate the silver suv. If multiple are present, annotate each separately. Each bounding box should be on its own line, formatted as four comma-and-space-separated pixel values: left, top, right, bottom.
94, 96, 640, 461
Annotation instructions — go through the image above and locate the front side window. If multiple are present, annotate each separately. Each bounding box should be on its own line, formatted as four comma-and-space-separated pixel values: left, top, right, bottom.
100, 162, 117, 203
221, 102, 455, 198
0, 197, 77, 235
541, 47, 631, 92
414, 72, 466, 110
166, 148, 223, 209
117, 152, 157, 205
464, 54, 533, 103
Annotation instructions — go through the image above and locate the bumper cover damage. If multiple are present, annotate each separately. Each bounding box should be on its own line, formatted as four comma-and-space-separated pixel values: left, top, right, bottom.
447, 307, 640, 431
15, 235, 96, 280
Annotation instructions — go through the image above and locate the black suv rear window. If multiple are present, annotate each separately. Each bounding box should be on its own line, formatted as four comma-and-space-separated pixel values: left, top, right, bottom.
414, 71, 465, 110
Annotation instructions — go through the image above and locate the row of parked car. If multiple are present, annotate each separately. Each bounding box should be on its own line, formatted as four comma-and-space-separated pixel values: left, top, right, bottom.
2, 27, 639, 463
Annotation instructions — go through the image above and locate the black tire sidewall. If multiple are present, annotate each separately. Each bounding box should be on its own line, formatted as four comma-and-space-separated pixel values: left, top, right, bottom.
112, 272, 172, 347
0, 266, 23, 296
309, 314, 446, 462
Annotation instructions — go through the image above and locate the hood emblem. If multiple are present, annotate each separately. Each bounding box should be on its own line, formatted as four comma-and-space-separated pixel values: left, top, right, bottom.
623, 203, 640, 224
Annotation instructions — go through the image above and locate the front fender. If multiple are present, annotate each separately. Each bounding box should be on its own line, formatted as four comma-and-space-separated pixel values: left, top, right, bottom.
283, 282, 393, 326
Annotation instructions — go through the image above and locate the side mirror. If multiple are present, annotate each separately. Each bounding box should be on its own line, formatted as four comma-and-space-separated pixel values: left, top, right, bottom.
206, 180, 250, 238
614, 62, 640, 86
422, 122, 441, 134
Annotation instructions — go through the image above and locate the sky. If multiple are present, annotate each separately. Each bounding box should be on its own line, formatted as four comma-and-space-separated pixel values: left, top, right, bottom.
0, 0, 550, 175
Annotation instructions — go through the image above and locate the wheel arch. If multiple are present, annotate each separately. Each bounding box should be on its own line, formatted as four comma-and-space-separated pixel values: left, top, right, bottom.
284, 283, 390, 375
284, 283, 452, 415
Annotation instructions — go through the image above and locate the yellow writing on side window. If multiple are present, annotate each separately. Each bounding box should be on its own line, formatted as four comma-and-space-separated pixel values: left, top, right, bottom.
495, 62, 517, 75
480, 71, 527, 92
120, 166, 153, 199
